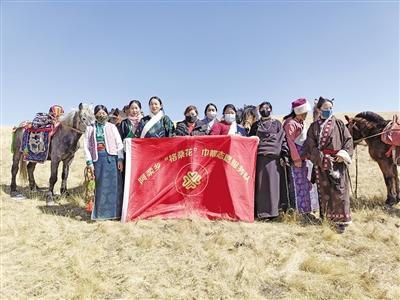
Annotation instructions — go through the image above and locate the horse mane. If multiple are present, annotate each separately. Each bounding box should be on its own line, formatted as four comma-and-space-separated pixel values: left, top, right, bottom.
354, 111, 389, 129
60, 110, 76, 126
60, 104, 93, 127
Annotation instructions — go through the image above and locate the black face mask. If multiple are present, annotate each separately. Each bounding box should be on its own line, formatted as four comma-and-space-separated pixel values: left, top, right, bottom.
185, 115, 197, 123
260, 110, 271, 118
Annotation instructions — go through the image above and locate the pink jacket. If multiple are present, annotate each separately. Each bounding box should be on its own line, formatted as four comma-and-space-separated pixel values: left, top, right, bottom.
83, 122, 124, 163
283, 117, 303, 163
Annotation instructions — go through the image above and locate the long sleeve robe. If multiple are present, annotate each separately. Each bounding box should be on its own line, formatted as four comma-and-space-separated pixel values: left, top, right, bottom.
304, 116, 353, 224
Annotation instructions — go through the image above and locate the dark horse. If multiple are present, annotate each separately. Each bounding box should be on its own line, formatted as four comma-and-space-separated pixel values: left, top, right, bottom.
10, 103, 95, 205
345, 111, 399, 206
108, 107, 128, 126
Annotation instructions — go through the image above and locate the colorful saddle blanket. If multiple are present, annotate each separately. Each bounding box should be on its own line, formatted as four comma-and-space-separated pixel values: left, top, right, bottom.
16, 112, 61, 163
21, 127, 53, 163
32, 113, 54, 129
381, 115, 400, 146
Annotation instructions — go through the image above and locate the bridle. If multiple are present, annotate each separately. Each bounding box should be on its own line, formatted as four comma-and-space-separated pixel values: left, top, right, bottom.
61, 123, 85, 134
62, 110, 92, 134
348, 118, 400, 144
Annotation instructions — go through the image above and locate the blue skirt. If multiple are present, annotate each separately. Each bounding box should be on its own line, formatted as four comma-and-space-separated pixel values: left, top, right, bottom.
92, 150, 123, 220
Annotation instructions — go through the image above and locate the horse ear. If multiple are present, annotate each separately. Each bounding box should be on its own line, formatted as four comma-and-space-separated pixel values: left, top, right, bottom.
79, 103, 83, 111
345, 115, 350, 122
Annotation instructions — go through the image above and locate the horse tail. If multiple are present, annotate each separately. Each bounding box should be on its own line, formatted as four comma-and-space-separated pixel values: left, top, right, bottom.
17, 129, 28, 182
19, 157, 28, 182
10, 129, 17, 154
11, 127, 28, 182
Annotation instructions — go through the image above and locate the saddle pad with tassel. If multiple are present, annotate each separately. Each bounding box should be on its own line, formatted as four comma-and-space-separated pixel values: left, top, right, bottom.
21, 127, 52, 163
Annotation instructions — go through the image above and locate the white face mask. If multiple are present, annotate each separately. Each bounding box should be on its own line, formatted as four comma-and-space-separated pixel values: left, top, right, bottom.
224, 113, 236, 124
206, 111, 217, 119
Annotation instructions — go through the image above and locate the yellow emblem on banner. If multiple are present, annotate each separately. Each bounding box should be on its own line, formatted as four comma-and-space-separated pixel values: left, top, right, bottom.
182, 171, 202, 190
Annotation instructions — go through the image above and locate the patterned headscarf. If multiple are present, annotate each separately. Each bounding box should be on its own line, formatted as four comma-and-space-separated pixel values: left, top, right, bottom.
49, 105, 64, 119
128, 113, 143, 129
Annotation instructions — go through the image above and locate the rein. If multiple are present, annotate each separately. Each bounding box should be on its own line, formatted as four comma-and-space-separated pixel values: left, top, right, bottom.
352, 122, 400, 198
61, 123, 85, 134
60, 112, 87, 134
353, 128, 400, 144
354, 146, 358, 199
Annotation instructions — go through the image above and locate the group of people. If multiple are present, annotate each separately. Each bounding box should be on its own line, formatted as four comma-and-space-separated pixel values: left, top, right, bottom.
80, 95, 353, 233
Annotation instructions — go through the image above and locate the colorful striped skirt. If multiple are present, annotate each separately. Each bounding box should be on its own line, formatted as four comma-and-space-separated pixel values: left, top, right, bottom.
291, 144, 319, 214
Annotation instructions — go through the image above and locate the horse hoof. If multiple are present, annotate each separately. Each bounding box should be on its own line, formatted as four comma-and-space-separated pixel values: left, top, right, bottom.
11, 192, 26, 200
61, 191, 70, 197
336, 224, 346, 234
46, 201, 56, 206
46, 192, 55, 203
385, 199, 397, 207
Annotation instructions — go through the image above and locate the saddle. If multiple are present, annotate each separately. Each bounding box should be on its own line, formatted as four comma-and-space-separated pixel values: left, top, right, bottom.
16, 113, 61, 163
381, 115, 400, 166
12, 113, 61, 136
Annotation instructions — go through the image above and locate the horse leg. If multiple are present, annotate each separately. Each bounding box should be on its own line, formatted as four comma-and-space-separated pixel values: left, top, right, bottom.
10, 129, 25, 196
10, 152, 22, 194
376, 159, 397, 206
60, 157, 74, 196
27, 162, 38, 191
393, 164, 400, 204
46, 160, 60, 205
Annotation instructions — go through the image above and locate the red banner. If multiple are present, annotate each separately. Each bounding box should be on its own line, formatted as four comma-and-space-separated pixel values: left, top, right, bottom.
121, 135, 258, 222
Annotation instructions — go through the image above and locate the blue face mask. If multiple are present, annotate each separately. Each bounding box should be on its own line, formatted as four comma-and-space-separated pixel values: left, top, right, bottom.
321, 108, 333, 119
224, 113, 236, 124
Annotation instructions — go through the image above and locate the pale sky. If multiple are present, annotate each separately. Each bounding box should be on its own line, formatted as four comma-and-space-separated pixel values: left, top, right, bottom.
2, 1, 399, 125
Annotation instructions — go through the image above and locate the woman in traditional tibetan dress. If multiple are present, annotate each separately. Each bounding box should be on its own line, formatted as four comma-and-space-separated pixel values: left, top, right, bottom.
249, 101, 290, 219
304, 97, 353, 233
283, 98, 319, 214
84, 105, 124, 220
118, 100, 143, 140
135, 96, 175, 138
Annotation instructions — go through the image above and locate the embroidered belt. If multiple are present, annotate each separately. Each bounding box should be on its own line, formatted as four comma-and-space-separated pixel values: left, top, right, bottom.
322, 149, 339, 155
97, 143, 106, 151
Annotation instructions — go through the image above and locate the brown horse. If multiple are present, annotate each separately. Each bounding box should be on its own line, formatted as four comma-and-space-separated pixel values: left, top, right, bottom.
345, 111, 399, 206
108, 106, 128, 126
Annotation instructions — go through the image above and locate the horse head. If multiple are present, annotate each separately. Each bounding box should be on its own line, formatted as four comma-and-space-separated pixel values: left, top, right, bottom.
60, 103, 95, 133
237, 105, 259, 133
77, 103, 95, 129
345, 115, 364, 145
108, 107, 127, 126
345, 111, 388, 145
313, 99, 320, 122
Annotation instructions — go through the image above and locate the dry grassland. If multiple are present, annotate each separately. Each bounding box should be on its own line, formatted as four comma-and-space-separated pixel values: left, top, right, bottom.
1, 112, 399, 299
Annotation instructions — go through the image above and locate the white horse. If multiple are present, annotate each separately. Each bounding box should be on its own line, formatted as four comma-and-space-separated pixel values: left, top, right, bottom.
10, 103, 95, 205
